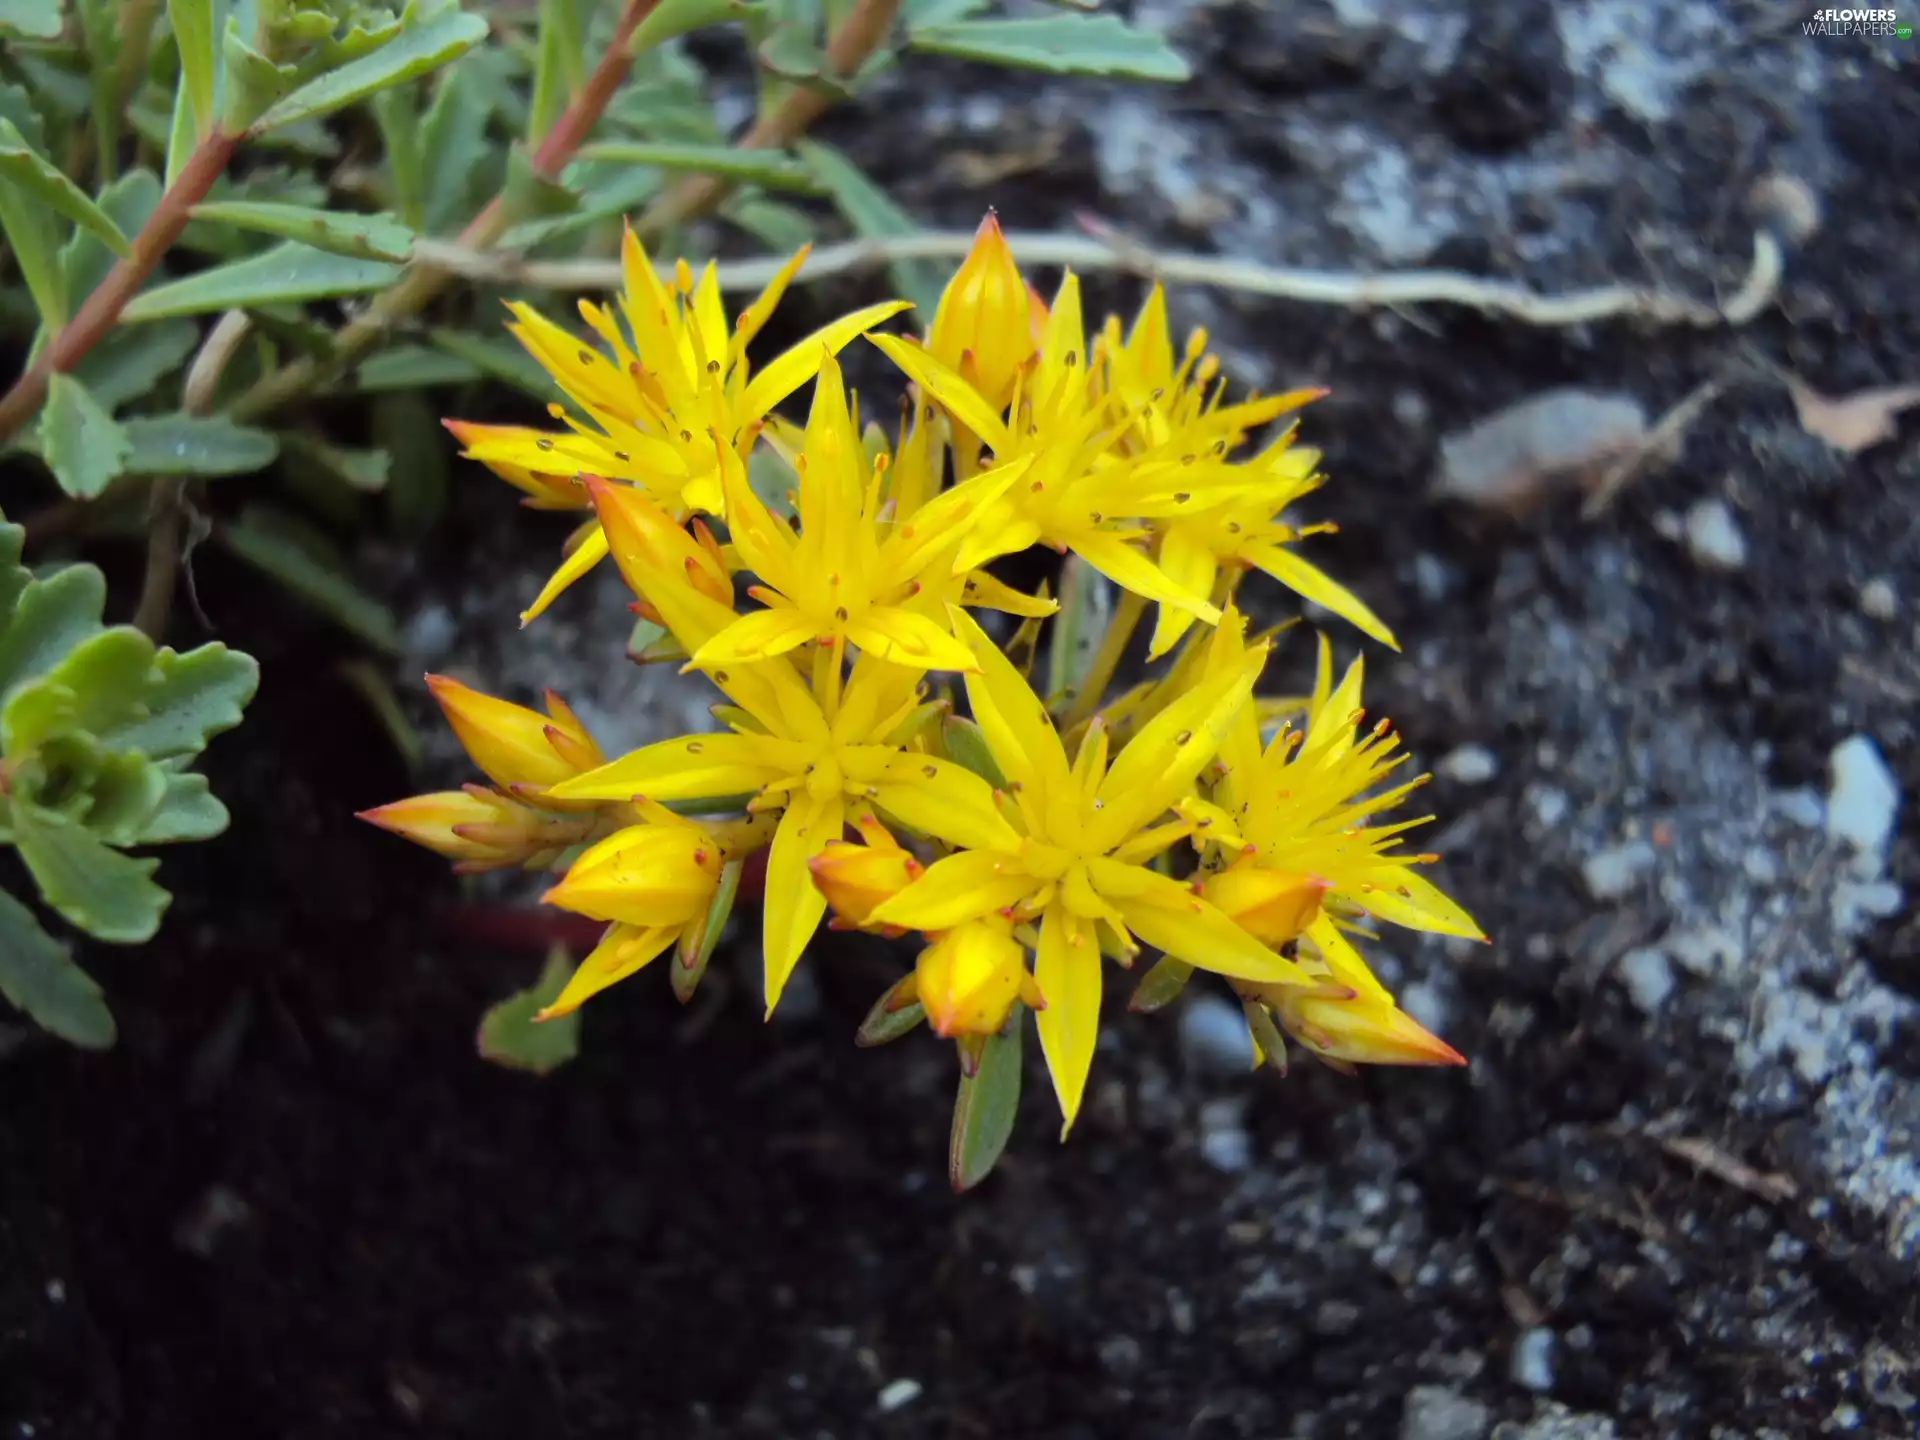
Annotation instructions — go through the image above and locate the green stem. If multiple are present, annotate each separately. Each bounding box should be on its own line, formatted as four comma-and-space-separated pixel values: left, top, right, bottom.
1065, 586, 1146, 728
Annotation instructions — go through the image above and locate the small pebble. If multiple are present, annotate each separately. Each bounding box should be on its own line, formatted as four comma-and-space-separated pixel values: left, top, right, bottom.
1826, 735, 1899, 860
1511, 1327, 1557, 1393
1400, 1385, 1494, 1440
1617, 947, 1676, 1013
1528, 786, 1570, 829
1858, 576, 1898, 621
1197, 1097, 1252, 1174
877, 1378, 923, 1413
1581, 839, 1657, 901
1438, 744, 1499, 785
1178, 993, 1255, 1075
1683, 497, 1747, 570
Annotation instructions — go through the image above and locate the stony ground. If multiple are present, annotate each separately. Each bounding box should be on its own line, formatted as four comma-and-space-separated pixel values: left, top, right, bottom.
4, 2, 1918, 1437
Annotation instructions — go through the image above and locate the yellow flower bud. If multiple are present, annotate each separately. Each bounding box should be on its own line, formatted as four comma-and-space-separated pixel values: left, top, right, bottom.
1267, 986, 1465, 1068
356, 786, 582, 871
914, 918, 1045, 1039
540, 823, 724, 929
928, 212, 1035, 410
1200, 862, 1329, 947
808, 815, 922, 930
426, 674, 605, 797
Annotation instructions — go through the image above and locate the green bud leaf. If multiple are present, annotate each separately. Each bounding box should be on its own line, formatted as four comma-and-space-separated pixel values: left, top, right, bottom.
908, 15, 1191, 82
11, 800, 170, 945
122, 414, 281, 476
1046, 554, 1111, 710
1, 626, 156, 756
672, 856, 742, 1004
0, 885, 115, 1049
220, 26, 301, 135
855, 973, 926, 1047
949, 1003, 1024, 1192
576, 141, 824, 193
478, 946, 580, 1076
121, 241, 403, 320
1127, 954, 1194, 1014
249, 6, 489, 135
187, 201, 417, 263
940, 715, 1007, 788
37, 374, 131, 499
132, 771, 231, 844
95, 641, 259, 760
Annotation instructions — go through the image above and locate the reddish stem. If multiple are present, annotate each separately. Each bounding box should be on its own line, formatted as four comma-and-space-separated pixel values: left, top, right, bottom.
0, 129, 241, 445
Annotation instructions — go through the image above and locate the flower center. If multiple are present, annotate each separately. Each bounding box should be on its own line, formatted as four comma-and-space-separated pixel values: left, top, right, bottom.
1019, 839, 1073, 881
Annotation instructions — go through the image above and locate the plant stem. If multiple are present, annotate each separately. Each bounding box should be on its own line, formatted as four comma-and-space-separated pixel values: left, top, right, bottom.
0, 128, 240, 446
227, 0, 662, 424
1065, 587, 1146, 729
634, 0, 901, 239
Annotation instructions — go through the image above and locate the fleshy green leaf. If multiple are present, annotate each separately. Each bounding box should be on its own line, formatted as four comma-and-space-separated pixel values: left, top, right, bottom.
168, 0, 220, 139
0, 885, 115, 1049
96, 641, 259, 759
672, 857, 741, 1004
280, 433, 392, 495
371, 86, 425, 229
121, 241, 403, 320
630, 0, 762, 52
909, 15, 1191, 81
941, 715, 1007, 788
0, 1, 66, 39
1127, 955, 1194, 1014
122, 415, 280, 476
1, 626, 157, 756
0, 81, 48, 153
38, 374, 132, 500
70, 748, 171, 846
528, 0, 589, 146
478, 947, 581, 1075
1045, 554, 1111, 710
796, 139, 942, 315
502, 145, 578, 218
0, 158, 66, 327
12, 801, 170, 945
497, 167, 661, 250
0, 521, 29, 630
724, 193, 815, 252
61, 168, 161, 311
131, 770, 230, 843
218, 507, 402, 654
949, 1005, 1024, 1192
855, 974, 927, 1047
187, 201, 417, 263
418, 59, 492, 234
0, 116, 133, 257
72, 319, 200, 411
575, 141, 823, 192
351, 345, 484, 392
0, 563, 107, 702
250, 7, 490, 134
427, 329, 554, 400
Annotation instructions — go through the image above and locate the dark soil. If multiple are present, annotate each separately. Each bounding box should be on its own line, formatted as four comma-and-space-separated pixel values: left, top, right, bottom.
6, 4, 1920, 1438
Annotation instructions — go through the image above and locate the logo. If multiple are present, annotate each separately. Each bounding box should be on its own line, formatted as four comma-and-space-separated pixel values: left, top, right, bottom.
1803, 7, 1914, 35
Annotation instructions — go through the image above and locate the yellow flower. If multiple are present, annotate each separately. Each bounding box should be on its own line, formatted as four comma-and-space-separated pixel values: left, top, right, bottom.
914, 916, 1046, 1038
809, 813, 922, 932
354, 785, 593, 872
425, 674, 606, 805
1199, 863, 1329, 948
1240, 919, 1464, 1068
926, 212, 1035, 411
444, 227, 912, 623
1148, 433, 1398, 657
694, 353, 1021, 673
867, 607, 1307, 1134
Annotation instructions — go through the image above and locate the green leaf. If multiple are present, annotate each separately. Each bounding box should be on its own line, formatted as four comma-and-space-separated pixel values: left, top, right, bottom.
372, 390, 447, 534
427, 329, 554, 400
496, 167, 661, 250
575, 141, 823, 192
0, 116, 134, 257
949, 1005, 1024, 1192
418, 59, 493, 234
941, 715, 1007, 788
250, 7, 490, 134
478, 946, 581, 1075
855, 973, 927, 1047
61, 168, 163, 318
630, 0, 761, 52
71, 747, 171, 845
796, 139, 942, 315
168, 0, 220, 139
0, 159, 66, 327
72, 320, 200, 411
187, 201, 417, 263
0, 82, 48, 153
131, 770, 230, 843
1, 626, 157, 755
671, 856, 741, 1004
908, 15, 1191, 82
528, 0, 589, 147
0, 0, 66, 39
164, 62, 197, 187
351, 344, 484, 392
1128, 955, 1194, 1014
96, 641, 258, 759
1046, 554, 1111, 709
724, 193, 815, 252
218, 507, 401, 654
38, 374, 132, 499
502, 145, 579, 219
121, 241, 403, 321
371, 85, 425, 230
280, 432, 391, 495
0, 563, 106, 703
0, 885, 115, 1049
903, 0, 988, 24
123, 415, 279, 476
0, 521, 29, 630
12, 801, 170, 944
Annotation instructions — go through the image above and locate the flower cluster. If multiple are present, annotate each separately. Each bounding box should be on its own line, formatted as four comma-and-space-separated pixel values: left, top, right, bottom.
362, 216, 1485, 1174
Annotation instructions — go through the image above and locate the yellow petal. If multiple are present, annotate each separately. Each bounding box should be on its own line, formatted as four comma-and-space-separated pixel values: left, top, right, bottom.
730, 244, 811, 365
690, 607, 820, 668
741, 300, 915, 420
847, 749, 1023, 853
1090, 858, 1307, 985
1071, 530, 1222, 623
762, 790, 843, 1016
1300, 915, 1393, 1005
547, 732, 798, 803
867, 333, 1012, 455
1249, 543, 1399, 651
426, 674, 585, 792
845, 608, 979, 672
714, 437, 800, 597
520, 522, 610, 625
1033, 903, 1101, 1138
1146, 524, 1217, 659
958, 568, 1058, 617
1350, 866, 1487, 941
538, 923, 679, 1019
866, 849, 1037, 932
947, 605, 1071, 807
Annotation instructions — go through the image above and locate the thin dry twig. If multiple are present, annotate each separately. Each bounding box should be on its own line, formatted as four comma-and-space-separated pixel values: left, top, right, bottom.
1654, 1133, 1800, 1205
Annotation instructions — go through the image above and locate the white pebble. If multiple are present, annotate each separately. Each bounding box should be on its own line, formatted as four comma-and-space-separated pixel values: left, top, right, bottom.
1684, 497, 1747, 570
1178, 993, 1254, 1075
1197, 1097, 1252, 1174
877, 1379, 923, 1413
1858, 576, 1897, 621
1438, 744, 1499, 785
1826, 736, 1900, 860
1581, 839, 1657, 901
1511, 1327, 1557, 1392
1617, 947, 1676, 1013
